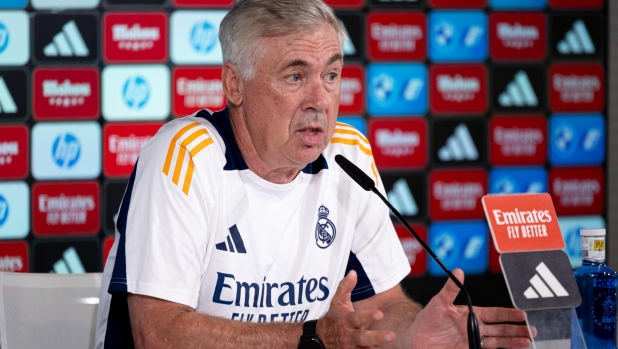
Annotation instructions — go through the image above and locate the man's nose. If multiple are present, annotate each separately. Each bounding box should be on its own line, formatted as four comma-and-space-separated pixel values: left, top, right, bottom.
302, 76, 330, 112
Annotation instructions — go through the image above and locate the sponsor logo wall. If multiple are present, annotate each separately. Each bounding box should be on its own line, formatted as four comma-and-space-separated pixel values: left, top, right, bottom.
0, 1, 607, 289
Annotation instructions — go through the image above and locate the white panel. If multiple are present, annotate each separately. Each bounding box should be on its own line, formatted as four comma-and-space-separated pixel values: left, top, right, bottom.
0, 11, 29, 65
171, 10, 227, 65
0, 181, 29, 239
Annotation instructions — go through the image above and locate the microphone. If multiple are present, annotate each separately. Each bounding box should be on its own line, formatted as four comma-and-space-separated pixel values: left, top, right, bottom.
335, 154, 481, 349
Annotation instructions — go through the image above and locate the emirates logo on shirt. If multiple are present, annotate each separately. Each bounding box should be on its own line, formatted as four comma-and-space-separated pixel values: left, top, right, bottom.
103, 12, 168, 63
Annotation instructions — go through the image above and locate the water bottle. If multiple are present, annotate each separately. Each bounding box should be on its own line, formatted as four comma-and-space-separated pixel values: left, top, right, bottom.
573, 228, 617, 349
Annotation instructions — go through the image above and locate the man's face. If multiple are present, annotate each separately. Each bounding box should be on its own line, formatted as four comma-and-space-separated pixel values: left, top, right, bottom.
240, 24, 342, 169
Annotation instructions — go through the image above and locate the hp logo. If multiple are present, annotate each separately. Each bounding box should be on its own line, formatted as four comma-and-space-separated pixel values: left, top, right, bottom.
0, 22, 9, 54
0, 194, 8, 227
52, 133, 81, 169
123, 76, 150, 110
190, 21, 217, 53
371, 73, 395, 104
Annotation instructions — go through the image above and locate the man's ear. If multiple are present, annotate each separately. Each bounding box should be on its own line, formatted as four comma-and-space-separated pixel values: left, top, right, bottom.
222, 62, 243, 106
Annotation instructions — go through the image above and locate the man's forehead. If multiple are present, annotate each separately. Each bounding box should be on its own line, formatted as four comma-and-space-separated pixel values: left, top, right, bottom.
261, 26, 342, 69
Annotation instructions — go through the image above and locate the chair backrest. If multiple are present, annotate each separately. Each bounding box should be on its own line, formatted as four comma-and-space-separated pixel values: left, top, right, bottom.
0, 272, 102, 349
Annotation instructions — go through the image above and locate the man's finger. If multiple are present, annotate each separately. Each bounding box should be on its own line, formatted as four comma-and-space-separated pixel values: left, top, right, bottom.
482, 324, 531, 338
331, 271, 358, 305
346, 309, 384, 329
475, 306, 527, 324
350, 329, 395, 347
431, 268, 465, 305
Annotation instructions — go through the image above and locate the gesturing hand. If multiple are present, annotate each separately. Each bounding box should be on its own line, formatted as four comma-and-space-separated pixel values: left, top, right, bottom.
317, 270, 396, 349
409, 269, 535, 349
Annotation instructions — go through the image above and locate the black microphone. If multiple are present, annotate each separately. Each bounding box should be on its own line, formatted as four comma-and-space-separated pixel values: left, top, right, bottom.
335, 154, 481, 349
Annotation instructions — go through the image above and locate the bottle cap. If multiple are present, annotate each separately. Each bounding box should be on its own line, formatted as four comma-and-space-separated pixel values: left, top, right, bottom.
580, 228, 605, 237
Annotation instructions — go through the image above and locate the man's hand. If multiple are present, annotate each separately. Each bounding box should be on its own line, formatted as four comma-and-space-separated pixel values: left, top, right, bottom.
409, 269, 535, 349
317, 270, 396, 348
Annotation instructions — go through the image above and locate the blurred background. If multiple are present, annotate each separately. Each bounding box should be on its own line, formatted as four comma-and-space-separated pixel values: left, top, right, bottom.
0, 0, 615, 308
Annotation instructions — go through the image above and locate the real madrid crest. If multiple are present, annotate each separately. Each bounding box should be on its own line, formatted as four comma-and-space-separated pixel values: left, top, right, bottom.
315, 205, 336, 249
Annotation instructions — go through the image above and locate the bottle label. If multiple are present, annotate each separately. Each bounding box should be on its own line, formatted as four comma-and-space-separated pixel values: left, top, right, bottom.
581, 236, 605, 262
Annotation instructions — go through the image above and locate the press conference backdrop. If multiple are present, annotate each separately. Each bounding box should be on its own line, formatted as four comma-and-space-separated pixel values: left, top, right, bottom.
0, 0, 609, 308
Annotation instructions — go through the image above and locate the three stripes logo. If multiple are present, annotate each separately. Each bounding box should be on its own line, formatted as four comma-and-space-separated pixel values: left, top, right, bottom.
43, 20, 89, 57
556, 20, 595, 55
438, 124, 478, 161
387, 178, 419, 217
0, 77, 17, 114
50, 247, 85, 274
162, 122, 213, 195
498, 71, 538, 107
215, 224, 247, 254
523, 262, 568, 299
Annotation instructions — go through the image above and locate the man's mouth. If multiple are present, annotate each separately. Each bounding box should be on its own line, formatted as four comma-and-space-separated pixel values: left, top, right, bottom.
297, 126, 325, 146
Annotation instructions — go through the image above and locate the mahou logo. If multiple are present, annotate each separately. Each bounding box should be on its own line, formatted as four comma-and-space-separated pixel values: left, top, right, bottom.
33, 181, 100, 236
550, 63, 604, 112
430, 169, 487, 220
490, 13, 546, 61
490, 116, 546, 166
104, 12, 168, 63
550, 167, 604, 215
104, 122, 162, 177
396, 224, 426, 277
0, 125, 28, 180
33, 67, 99, 120
430, 64, 487, 114
370, 118, 426, 169
368, 12, 426, 61
339, 65, 364, 115
173, 67, 225, 117
0, 241, 28, 273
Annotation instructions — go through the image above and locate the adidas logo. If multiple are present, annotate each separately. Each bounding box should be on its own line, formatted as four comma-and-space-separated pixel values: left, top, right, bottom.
0, 77, 17, 113
215, 224, 247, 254
50, 247, 85, 274
438, 124, 478, 161
43, 20, 89, 57
523, 262, 569, 299
339, 19, 356, 56
387, 178, 418, 216
557, 20, 595, 55
498, 71, 538, 107
162, 122, 214, 195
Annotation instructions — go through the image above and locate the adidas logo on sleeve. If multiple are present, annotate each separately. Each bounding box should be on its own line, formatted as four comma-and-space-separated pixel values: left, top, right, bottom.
34, 14, 98, 63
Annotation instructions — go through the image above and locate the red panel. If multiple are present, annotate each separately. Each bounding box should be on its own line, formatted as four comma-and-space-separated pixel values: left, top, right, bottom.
173, 67, 226, 118
490, 12, 546, 61
0, 241, 29, 273
103, 122, 163, 177
549, 63, 604, 112
489, 115, 547, 166
32, 181, 100, 236
103, 236, 115, 268
33, 67, 100, 120
429, 0, 486, 8
103, 12, 168, 63
0, 125, 28, 180
429, 169, 487, 220
367, 12, 426, 61
324, 0, 364, 9
549, 0, 603, 9
430, 64, 487, 115
339, 65, 364, 115
172, 0, 234, 8
549, 167, 604, 215
396, 224, 427, 277
369, 118, 427, 170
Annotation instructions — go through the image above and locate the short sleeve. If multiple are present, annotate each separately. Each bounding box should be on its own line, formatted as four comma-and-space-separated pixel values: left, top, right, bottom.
108, 119, 218, 309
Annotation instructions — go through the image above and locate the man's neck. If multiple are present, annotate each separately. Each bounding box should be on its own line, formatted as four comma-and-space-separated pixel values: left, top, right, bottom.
228, 107, 303, 184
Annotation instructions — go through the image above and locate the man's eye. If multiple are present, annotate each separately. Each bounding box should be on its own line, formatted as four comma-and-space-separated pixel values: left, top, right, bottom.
287, 74, 301, 82
326, 73, 337, 81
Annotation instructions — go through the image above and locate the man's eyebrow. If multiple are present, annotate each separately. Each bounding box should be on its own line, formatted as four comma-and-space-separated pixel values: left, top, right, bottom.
326, 53, 343, 66
281, 53, 344, 71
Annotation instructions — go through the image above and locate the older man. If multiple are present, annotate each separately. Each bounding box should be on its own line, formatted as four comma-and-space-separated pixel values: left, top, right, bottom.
95, 1, 532, 348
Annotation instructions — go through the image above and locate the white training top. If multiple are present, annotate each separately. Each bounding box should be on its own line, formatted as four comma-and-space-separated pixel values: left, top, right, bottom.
95, 108, 410, 349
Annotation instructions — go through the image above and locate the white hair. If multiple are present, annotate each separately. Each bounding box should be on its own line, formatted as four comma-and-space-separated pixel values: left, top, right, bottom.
219, 0, 346, 80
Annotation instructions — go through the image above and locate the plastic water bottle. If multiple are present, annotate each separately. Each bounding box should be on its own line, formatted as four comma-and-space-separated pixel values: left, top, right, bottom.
573, 228, 617, 349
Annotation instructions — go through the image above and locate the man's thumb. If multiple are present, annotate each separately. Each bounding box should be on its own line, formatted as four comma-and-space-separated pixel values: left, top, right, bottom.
333, 270, 358, 301
433, 268, 465, 305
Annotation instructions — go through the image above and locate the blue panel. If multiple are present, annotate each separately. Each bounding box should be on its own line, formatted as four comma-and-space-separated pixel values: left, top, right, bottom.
367, 63, 427, 116
489, 167, 548, 195
428, 221, 488, 276
429, 11, 488, 62
549, 114, 605, 166
345, 252, 375, 302
337, 116, 366, 136
490, 0, 547, 9
0, 0, 27, 8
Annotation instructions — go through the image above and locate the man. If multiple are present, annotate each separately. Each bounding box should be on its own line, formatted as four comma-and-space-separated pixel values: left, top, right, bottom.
95, 1, 533, 348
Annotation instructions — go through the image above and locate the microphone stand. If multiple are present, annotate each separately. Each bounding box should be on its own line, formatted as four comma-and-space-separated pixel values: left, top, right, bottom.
335, 154, 481, 349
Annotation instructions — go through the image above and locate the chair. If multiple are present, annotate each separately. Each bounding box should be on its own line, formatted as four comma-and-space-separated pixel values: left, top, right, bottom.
0, 272, 102, 349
